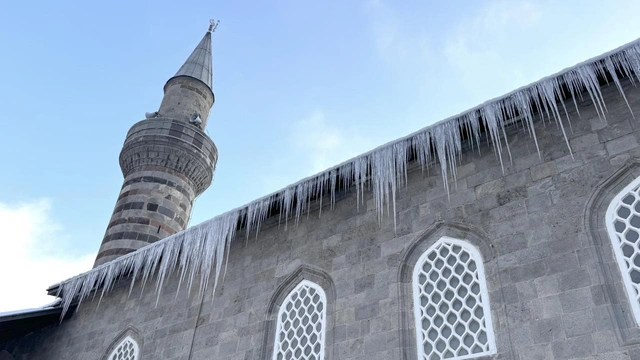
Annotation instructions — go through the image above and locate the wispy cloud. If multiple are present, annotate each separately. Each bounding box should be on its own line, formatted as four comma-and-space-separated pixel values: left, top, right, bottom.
444, 0, 543, 99
292, 110, 371, 174
0, 200, 94, 312
365, 0, 430, 67
475, 0, 541, 29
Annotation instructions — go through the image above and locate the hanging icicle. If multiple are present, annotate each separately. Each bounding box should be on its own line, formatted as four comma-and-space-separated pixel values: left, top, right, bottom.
54, 38, 640, 319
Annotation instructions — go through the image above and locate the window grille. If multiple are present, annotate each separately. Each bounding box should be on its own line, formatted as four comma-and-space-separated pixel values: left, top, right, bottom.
412, 237, 496, 360
109, 336, 139, 360
607, 176, 640, 325
273, 280, 326, 360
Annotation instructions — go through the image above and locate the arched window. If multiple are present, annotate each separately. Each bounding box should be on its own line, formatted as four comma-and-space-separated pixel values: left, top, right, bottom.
108, 336, 139, 360
412, 237, 496, 360
606, 176, 640, 325
273, 280, 326, 360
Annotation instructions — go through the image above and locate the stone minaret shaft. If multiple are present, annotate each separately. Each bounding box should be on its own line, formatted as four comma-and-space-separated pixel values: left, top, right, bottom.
94, 29, 218, 267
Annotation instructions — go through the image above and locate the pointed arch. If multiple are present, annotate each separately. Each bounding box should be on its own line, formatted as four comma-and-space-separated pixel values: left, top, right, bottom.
397, 221, 505, 359
606, 173, 640, 325
585, 160, 640, 345
272, 280, 327, 360
398, 221, 496, 285
108, 336, 139, 360
412, 237, 496, 359
260, 264, 336, 360
102, 327, 143, 360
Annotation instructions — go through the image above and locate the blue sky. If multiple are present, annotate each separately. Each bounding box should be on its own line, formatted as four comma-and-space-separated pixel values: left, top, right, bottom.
1, 0, 639, 310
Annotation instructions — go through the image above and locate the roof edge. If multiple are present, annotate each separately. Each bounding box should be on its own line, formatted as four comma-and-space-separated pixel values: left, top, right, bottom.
50, 36, 640, 320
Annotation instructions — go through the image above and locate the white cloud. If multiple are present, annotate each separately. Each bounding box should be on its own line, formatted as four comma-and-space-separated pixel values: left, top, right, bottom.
0, 200, 94, 312
476, 0, 541, 30
366, 0, 430, 67
443, 0, 543, 100
442, 0, 640, 109
292, 110, 371, 174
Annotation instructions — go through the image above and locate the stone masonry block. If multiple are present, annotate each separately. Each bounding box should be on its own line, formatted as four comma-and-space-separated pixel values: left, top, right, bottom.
558, 268, 592, 292
559, 287, 595, 313
563, 309, 595, 338
551, 334, 595, 359
530, 317, 565, 344
525, 193, 552, 213
531, 295, 564, 319
606, 134, 639, 156
355, 303, 380, 321
570, 133, 600, 151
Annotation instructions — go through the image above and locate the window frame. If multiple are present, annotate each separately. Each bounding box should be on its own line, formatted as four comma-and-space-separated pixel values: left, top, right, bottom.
272, 279, 327, 360
411, 236, 496, 360
109, 335, 140, 360
606, 175, 640, 326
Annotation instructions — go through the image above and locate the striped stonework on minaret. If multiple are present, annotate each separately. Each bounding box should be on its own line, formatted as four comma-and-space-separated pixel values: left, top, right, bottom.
94, 26, 219, 267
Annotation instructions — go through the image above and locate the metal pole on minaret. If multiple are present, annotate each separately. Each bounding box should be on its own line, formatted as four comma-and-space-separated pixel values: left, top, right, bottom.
209, 19, 219, 33
94, 22, 220, 267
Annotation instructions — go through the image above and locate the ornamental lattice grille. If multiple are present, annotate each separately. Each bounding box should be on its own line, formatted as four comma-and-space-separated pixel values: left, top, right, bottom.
607, 178, 640, 325
412, 237, 496, 360
109, 336, 139, 360
273, 280, 326, 360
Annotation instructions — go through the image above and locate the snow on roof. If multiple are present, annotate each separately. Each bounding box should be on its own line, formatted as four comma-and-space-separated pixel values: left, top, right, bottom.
0, 299, 61, 320
51, 37, 640, 319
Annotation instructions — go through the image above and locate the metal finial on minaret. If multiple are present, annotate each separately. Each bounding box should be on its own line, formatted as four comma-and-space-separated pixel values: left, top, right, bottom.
209, 19, 220, 33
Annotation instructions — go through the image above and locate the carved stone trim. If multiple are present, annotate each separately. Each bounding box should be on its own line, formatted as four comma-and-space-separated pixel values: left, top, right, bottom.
260, 264, 336, 360
101, 327, 143, 360
585, 159, 640, 346
397, 221, 504, 360
119, 119, 217, 195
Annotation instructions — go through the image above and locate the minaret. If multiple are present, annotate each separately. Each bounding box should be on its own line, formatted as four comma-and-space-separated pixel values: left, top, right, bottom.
94, 22, 219, 267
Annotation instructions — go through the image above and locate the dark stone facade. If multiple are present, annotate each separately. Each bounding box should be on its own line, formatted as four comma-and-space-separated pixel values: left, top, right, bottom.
5, 80, 640, 359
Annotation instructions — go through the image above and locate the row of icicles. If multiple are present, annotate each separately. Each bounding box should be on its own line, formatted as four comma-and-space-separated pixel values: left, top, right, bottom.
55, 39, 640, 319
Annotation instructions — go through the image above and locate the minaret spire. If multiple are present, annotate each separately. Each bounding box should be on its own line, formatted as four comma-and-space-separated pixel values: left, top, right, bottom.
94, 26, 220, 267
167, 28, 214, 92
167, 20, 218, 93
157, 22, 218, 128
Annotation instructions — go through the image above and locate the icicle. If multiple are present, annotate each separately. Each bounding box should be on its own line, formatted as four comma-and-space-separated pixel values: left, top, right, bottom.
53, 38, 640, 321
540, 80, 573, 157
480, 105, 506, 172
605, 57, 634, 117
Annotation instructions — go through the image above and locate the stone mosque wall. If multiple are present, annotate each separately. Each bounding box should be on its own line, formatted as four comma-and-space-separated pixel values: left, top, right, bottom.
5, 79, 640, 360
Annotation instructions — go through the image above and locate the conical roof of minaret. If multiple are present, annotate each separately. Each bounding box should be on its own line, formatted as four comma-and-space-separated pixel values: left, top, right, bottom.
166, 30, 213, 91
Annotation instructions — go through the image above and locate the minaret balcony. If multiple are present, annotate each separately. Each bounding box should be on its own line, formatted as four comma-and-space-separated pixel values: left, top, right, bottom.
118, 118, 218, 196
